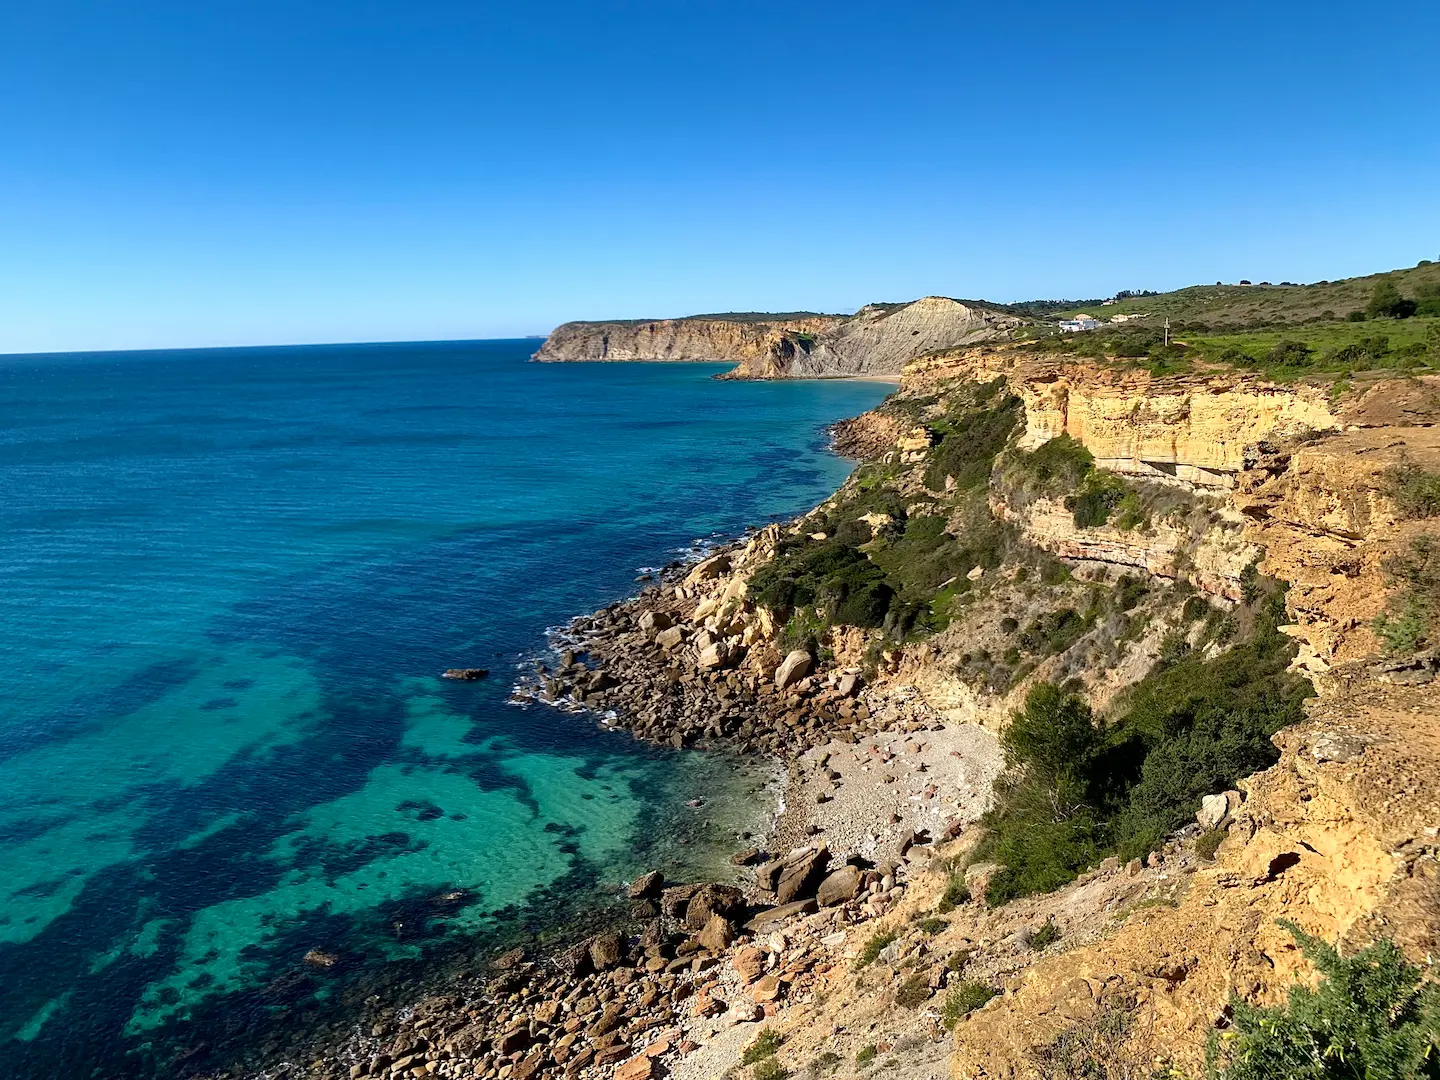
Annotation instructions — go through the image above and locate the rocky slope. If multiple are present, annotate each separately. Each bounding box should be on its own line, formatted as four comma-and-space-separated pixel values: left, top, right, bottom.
532, 299, 1023, 379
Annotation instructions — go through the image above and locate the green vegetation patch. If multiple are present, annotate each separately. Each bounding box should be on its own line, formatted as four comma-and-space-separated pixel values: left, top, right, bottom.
754, 378, 1025, 641
1028, 920, 1062, 951
942, 981, 999, 1030
1195, 827, 1226, 862
1383, 458, 1440, 519
855, 1045, 878, 1067
896, 972, 934, 1008
1211, 921, 1440, 1080
853, 930, 897, 969
977, 578, 1310, 905
1374, 536, 1440, 655
742, 1030, 783, 1065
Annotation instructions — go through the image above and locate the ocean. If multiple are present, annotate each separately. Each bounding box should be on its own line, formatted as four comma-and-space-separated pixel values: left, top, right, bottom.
0, 339, 888, 1077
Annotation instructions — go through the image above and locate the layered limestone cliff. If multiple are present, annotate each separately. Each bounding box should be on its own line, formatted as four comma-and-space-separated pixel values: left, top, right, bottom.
532, 314, 841, 368
532, 298, 1022, 378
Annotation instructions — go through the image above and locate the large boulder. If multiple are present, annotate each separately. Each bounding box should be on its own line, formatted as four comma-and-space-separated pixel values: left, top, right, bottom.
638, 610, 672, 634
695, 913, 736, 952
627, 870, 664, 899
588, 931, 625, 971
655, 626, 686, 650
760, 845, 830, 904
774, 649, 813, 690
660, 883, 702, 918
816, 864, 864, 907
685, 554, 732, 584
744, 898, 818, 932
697, 641, 736, 670
684, 883, 746, 929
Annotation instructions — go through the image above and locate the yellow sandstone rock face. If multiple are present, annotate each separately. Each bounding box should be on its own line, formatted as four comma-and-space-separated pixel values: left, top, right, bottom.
1012, 368, 1339, 487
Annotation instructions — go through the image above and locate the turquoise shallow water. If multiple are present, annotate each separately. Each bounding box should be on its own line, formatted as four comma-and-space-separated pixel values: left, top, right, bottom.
0, 339, 887, 1077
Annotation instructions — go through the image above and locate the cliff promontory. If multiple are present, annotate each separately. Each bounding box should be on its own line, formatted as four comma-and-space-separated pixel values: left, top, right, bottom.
532, 297, 1023, 378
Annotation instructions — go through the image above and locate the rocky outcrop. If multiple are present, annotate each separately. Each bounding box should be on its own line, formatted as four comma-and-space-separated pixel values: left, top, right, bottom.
532, 298, 1022, 379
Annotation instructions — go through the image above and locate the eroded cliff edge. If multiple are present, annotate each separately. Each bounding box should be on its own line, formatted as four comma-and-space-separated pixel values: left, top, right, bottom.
531, 298, 1023, 378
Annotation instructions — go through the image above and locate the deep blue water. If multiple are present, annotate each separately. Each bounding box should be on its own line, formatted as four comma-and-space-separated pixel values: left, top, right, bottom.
0, 339, 887, 1077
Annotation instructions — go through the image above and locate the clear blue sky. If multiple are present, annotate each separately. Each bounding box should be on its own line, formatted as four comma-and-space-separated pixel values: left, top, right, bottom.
2, 1, 1437, 353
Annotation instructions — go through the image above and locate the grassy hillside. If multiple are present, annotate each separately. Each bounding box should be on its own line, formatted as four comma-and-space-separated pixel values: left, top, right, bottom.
1052, 259, 1440, 329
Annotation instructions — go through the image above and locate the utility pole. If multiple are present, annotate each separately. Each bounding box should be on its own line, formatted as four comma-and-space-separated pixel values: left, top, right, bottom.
1164, 317, 1171, 347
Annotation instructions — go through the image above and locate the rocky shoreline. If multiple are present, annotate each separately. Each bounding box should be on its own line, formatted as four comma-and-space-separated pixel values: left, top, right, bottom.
230, 499, 1004, 1080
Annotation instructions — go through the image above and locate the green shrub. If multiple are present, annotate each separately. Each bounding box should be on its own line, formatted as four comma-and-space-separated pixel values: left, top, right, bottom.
1195, 827, 1226, 861
936, 873, 971, 913
978, 588, 1310, 904
743, 1030, 783, 1065
1029, 920, 1062, 950
854, 930, 897, 969
748, 539, 894, 630
1383, 458, 1440, 519
805, 1051, 842, 1078
916, 916, 949, 935
1374, 536, 1440, 655
754, 1059, 789, 1080
1017, 434, 1095, 495
942, 981, 999, 1030
922, 386, 1022, 491
1182, 595, 1211, 622
1066, 469, 1130, 528
855, 1045, 878, 1067
1211, 921, 1440, 1080
1020, 608, 1088, 656
1367, 280, 1418, 320
1375, 597, 1430, 655
896, 972, 934, 1008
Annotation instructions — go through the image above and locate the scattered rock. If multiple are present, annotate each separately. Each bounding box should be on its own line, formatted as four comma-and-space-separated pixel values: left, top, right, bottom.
441, 668, 489, 681
816, 864, 864, 907
627, 870, 665, 899
1311, 731, 1368, 763
774, 649, 814, 690
588, 931, 625, 971
685, 883, 746, 929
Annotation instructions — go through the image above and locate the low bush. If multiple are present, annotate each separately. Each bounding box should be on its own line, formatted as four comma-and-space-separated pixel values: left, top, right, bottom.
1195, 827, 1226, 861
1210, 921, 1440, 1080
942, 981, 999, 1030
854, 930, 897, 969
922, 382, 1022, 491
753, 1060, 788, 1080
1374, 536, 1440, 655
804, 1051, 842, 1078
1383, 458, 1440, 519
1066, 468, 1130, 528
896, 972, 933, 1008
936, 872, 971, 912
1019, 608, 1088, 656
1029, 920, 1062, 950
915, 916, 949, 935
855, 1045, 878, 1067
742, 1030, 783, 1065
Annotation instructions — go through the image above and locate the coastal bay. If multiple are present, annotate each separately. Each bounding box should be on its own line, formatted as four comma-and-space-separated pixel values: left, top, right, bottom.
0, 340, 887, 1077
